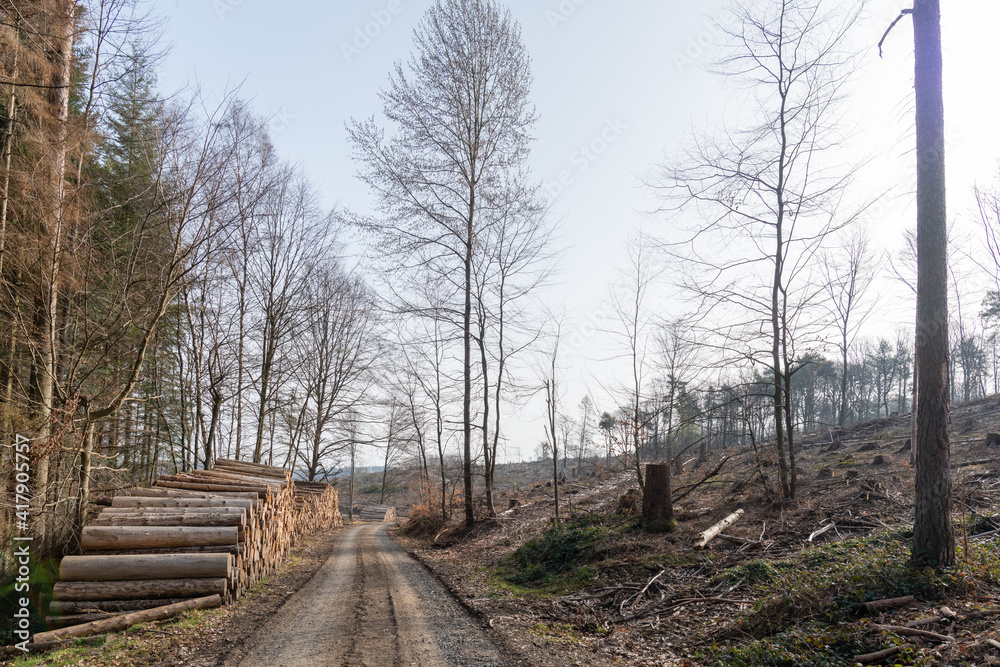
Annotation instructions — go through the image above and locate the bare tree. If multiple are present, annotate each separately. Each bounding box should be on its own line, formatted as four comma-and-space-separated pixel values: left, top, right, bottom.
542, 319, 561, 524
289, 263, 378, 480
822, 228, 878, 427
654, 0, 864, 500
607, 231, 658, 491
349, 0, 537, 527
246, 171, 327, 464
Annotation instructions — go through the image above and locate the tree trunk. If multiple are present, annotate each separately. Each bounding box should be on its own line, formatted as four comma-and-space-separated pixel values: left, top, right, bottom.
911, 0, 954, 567
34, 0, 76, 553
463, 209, 474, 527
77, 420, 96, 528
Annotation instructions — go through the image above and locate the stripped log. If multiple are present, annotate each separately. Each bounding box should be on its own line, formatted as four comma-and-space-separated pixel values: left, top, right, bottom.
112, 497, 255, 509
45, 613, 116, 628
694, 509, 745, 549
49, 599, 189, 614
82, 526, 239, 551
93, 512, 245, 528
122, 487, 260, 499
33, 595, 222, 644
155, 480, 273, 494
59, 554, 232, 581
53, 578, 228, 601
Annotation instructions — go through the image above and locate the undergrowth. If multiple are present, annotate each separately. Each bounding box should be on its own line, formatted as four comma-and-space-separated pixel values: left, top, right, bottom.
498, 513, 626, 591
719, 532, 1000, 639
705, 622, 927, 667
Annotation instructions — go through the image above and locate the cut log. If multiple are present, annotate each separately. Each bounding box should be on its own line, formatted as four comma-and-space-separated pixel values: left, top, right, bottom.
83, 544, 244, 557
82, 526, 238, 551
33, 594, 222, 644
59, 553, 232, 581
694, 509, 744, 549
52, 578, 227, 601
2, 636, 106, 655
45, 613, 116, 628
112, 497, 254, 509
155, 480, 271, 494
93, 512, 245, 528
122, 487, 260, 499
49, 599, 189, 614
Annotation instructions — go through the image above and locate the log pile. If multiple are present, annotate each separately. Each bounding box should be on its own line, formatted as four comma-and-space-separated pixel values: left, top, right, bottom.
293, 481, 342, 542
358, 504, 397, 522
46, 458, 341, 634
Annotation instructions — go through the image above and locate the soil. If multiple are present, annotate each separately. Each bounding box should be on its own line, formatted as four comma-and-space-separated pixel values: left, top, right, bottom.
225, 523, 509, 667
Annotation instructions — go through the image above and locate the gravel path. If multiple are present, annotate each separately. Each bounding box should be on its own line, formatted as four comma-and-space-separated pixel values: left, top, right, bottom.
233, 523, 507, 667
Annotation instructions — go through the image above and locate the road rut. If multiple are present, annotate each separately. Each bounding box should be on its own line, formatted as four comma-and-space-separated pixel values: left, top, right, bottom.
232, 523, 507, 667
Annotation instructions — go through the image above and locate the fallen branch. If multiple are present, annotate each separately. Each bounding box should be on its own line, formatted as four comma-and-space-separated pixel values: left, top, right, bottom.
808, 522, 836, 542
672, 457, 730, 504
873, 624, 952, 643
853, 646, 902, 664
694, 509, 744, 549
986, 638, 1000, 651
953, 458, 996, 469
629, 569, 666, 608
862, 595, 915, 614
33, 595, 221, 644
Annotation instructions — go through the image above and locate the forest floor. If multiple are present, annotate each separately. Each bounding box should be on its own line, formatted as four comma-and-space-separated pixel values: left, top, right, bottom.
401, 397, 1000, 666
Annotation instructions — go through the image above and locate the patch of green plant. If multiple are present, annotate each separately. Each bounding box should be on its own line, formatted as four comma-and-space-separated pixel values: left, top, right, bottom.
725, 533, 1000, 639
710, 559, 782, 588
707, 623, 928, 667
498, 515, 611, 590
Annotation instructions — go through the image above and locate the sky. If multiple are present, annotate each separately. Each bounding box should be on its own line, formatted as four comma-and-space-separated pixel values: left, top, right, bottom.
157, 0, 1000, 464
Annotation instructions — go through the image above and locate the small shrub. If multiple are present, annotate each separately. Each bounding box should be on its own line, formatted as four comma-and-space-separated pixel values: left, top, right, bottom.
401, 504, 446, 538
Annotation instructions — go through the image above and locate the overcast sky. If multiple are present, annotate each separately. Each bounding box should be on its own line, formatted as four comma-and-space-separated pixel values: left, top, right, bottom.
158, 0, 1000, 464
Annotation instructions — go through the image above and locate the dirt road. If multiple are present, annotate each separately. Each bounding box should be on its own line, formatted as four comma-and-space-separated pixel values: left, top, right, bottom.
230, 523, 508, 667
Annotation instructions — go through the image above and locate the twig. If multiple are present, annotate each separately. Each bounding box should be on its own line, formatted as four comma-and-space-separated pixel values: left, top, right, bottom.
630, 569, 666, 608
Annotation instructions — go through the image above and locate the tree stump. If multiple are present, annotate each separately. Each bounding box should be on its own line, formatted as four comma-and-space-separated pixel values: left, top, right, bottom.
642, 464, 675, 533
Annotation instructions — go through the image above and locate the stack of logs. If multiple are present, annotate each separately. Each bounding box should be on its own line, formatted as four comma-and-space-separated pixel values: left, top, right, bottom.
293, 481, 343, 543
358, 504, 397, 522
47, 459, 340, 631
